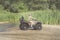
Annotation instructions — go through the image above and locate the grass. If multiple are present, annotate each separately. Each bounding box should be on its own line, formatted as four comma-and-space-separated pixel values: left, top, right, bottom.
0, 6, 60, 25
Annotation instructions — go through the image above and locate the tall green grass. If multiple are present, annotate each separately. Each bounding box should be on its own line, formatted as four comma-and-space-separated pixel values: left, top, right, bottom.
0, 9, 60, 25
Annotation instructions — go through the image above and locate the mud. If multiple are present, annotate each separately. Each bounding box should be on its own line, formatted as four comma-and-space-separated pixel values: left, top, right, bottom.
0, 23, 60, 40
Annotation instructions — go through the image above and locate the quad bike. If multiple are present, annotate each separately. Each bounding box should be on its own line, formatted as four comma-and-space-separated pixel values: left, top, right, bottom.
19, 16, 42, 30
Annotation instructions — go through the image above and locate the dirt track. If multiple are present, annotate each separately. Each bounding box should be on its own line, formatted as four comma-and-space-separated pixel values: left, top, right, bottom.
0, 23, 60, 40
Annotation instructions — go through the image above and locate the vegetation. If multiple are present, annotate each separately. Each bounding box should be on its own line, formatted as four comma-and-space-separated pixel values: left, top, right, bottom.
0, 9, 60, 25
0, 0, 60, 25
0, 0, 60, 12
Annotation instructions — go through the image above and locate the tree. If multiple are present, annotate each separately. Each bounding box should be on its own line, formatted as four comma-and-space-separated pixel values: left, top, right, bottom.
55, 0, 60, 10
22, 0, 48, 10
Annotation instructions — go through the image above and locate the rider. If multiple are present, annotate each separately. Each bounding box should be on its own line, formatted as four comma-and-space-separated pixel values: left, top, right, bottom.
28, 14, 37, 21
28, 14, 37, 27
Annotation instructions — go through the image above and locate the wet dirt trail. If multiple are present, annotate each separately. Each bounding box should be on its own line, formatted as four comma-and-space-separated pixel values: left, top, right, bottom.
0, 23, 60, 40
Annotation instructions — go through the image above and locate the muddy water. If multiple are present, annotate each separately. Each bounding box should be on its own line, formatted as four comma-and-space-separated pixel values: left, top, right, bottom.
0, 23, 16, 32
0, 23, 60, 40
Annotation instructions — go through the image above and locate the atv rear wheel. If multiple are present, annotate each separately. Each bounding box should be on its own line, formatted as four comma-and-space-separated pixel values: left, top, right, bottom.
19, 23, 29, 30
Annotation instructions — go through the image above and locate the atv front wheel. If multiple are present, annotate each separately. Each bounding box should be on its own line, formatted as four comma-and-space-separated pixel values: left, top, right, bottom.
33, 23, 42, 30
